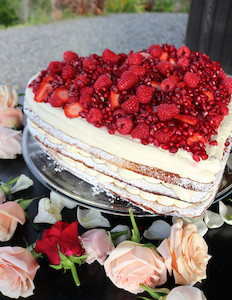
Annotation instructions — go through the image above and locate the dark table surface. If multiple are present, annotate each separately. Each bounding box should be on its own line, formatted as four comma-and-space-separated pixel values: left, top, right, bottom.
1, 152, 232, 300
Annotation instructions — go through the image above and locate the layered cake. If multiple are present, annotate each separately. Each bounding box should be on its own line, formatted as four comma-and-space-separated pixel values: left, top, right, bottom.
24, 44, 232, 217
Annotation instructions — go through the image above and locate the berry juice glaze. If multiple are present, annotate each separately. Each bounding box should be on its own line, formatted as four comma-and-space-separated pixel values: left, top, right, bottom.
29, 44, 232, 162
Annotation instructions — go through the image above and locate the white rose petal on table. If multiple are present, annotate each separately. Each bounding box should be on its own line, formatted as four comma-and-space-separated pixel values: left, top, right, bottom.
143, 220, 171, 240
77, 207, 110, 229
204, 210, 224, 228
219, 201, 232, 225
50, 191, 78, 210
166, 286, 207, 300
10, 174, 33, 193
34, 197, 62, 224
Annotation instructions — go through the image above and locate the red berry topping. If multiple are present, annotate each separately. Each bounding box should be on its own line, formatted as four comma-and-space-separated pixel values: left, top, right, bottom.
110, 90, 120, 110
83, 58, 96, 71
51, 87, 69, 105
102, 49, 119, 63
121, 95, 139, 113
74, 75, 88, 86
136, 85, 153, 103
177, 57, 189, 68
117, 71, 139, 91
94, 74, 112, 91
184, 72, 200, 88
62, 65, 76, 79
187, 133, 206, 146
79, 93, 92, 105
154, 129, 173, 144
150, 81, 161, 90
160, 78, 176, 93
34, 75, 54, 102
116, 117, 134, 135
129, 65, 146, 77
48, 61, 63, 74
177, 46, 191, 58
159, 52, 169, 61
64, 102, 83, 118
86, 107, 103, 123
80, 86, 94, 96
128, 53, 143, 66
218, 69, 227, 80
174, 114, 198, 125
211, 115, 223, 128
156, 61, 173, 76
63, 51, 78, 63
131, 123, 150, 140
223, 77, 232, 93
150, 46, 162, 58
157, 103, 180, 121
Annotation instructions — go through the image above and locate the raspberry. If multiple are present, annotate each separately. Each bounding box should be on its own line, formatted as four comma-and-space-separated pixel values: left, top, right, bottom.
223, 77, 232, 93
67, 97, 79, 104
219, 104, 229, 116
102, 49, 119, 63
48, 61, 63, 74
117, 71, 139, 91
136, 85, 153, 103
94, 74, 112, 91
74, 75, 88, 86
116, 117, 134, 135
121, 95, 139, 113
177, 57, 189, 68
160, 78, 176, 93
157, 103, 180, 121
128, 53, 143, 66
148, 44, 161, 51
83, 58, 96, 71
177, 46, 191, 58
184, 72, 200, 88
150, 46, 162, 58
211, 115, 223, 128
131, 123, 150, 140
63, 51, 78, 63
80, 86, 94, 96
154, 129, 173, 144
62, 65, 76, 79
218, 69, 227, 81
79, 93, 91, 105
129, 65, 146, 77
86, 107, 103, 123
156, 61, 173, 76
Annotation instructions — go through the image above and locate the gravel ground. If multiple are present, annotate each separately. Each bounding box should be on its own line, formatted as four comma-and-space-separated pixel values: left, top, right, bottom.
0, 13, 188, 89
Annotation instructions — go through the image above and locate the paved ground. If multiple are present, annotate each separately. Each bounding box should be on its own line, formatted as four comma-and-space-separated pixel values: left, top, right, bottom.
0, 13, 188, 89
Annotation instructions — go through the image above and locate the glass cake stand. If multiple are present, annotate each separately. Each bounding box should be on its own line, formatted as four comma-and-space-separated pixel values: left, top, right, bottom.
22, 127, 232, 217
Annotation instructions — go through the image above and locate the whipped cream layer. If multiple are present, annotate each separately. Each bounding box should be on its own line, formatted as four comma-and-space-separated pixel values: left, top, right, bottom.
25, 75, 232, 184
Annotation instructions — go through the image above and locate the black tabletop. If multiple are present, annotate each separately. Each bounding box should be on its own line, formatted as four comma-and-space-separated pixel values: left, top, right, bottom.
0, 153, 232, 300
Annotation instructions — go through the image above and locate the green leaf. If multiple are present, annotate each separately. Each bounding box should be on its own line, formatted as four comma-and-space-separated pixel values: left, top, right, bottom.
129, 207, 140, 243
139, 285, 170, 299
50, 264, 63, 270
138, 297, 153, 300
69, 254, 88, 265
7, 176, 19, 185
18, 93, 25, 96
0, 184, 11, 195
110, 230, 128, 241
17, 197, 37, 210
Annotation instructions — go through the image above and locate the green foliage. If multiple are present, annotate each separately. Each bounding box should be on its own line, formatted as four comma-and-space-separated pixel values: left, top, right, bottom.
152, 0, 190, 13
105, 0, 145, 14
0, 0, 19, 27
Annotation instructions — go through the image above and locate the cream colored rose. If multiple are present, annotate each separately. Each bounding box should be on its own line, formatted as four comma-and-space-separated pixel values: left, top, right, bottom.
0, 85, 18, 111
104, 240, 167, 294
0, 126, 22, 159
157, 219, 211, 285
0, 108, 23, 128
0, 246, 39, 298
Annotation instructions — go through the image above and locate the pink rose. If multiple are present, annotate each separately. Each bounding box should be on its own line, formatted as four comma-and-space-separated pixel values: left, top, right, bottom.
0, 85, 18, 111
80, 229, 114, 265
0, 201, 25, 241
0, 108, 23, 128
0, 188, 6, 204
0, 246, 39, 298
0, 126, 22, 159
157, 219, 211, 285
104, 240, 167, 294
166, 286, 207, 300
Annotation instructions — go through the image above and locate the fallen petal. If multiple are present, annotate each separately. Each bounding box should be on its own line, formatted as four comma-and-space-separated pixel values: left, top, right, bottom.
50, 191, 77, 210
204, 210, 224, 228
172, 216, 208, 236
77, 207, 110, 229
11, 174, 33, 193
143, 220, 171, 240
219, 201, 232, 225
166, 286, 207, 300
34, 197, 62, 224
111, 225, 130, 246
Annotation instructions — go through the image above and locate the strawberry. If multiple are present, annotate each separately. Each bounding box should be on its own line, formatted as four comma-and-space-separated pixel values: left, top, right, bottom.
160, 78, 176, 93
187, 133, 206, 146
129, 65, 146, 77
80, 86, 94, 96
184, 72, 200, 88
34, 75, 54, 102
203, 90, 214, 100
177, 57, 189, 68
63, 51, 78, 63
159, 52, 169, 61
117, 71, 138, 91
86, 107, 103, 123
102, 49, 119, 63
136, 85, 153, 103
150, 81, 161, 90
223, 77, 232, 93
150, 46, 162, 58
140, 52, 150, 59
156, 61, 173, 75
94, 74, 112, 91
131, 123, 150, 140
83, 58, 96, 71
79, 93, 92, 105
121, 95, 139, 113
62, 65, 76, 79
174, 114, 198, 125
169, 58, 177, 66
128, 53, 143, 66
116, 117, 134, 135
177, 46, 191, 58
110, 90, 120, 110
50, 87, 69, 106
64, 102, 83, 118
157, 103, 180, 121
154, 129, 173, 144
50, 96, 64, 107
48, 61, 63, 74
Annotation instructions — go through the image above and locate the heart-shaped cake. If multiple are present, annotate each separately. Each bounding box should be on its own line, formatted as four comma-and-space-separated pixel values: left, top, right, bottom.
24, 44, 232, 217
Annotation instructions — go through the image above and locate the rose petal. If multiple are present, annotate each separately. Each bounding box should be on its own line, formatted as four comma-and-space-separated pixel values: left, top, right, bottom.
0, 188, 6, 204
204, 210, 224, 228
0, 126, 22, 159
172, 216, 208, 236
10, 174, 33, 193
33, 197, 62, 224
166, 286, 207, 300
144, 220, 171, 240
219, 201, 232, 225
111, 225, 130, 246
77, 207, 110, 229
50, 190, 77, 210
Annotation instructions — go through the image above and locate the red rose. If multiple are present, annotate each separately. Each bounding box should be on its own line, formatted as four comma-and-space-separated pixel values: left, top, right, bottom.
35, 221, 83, 265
